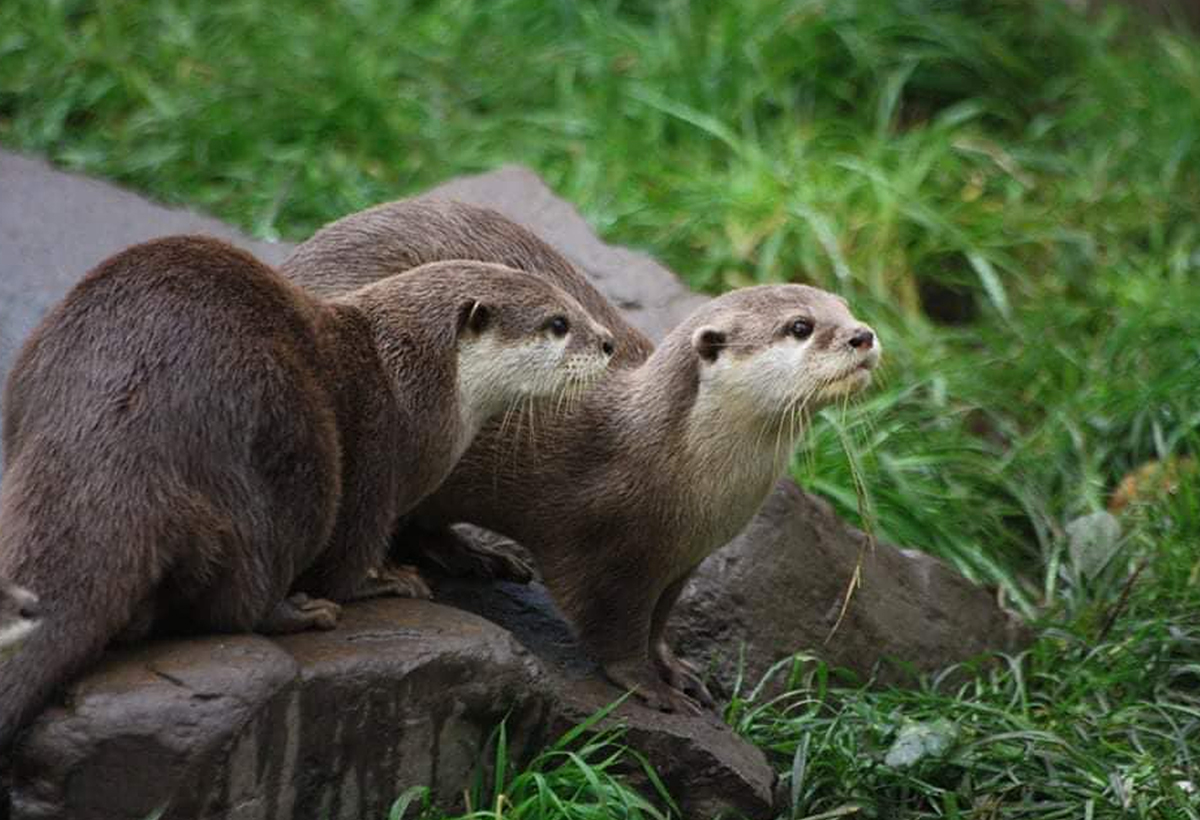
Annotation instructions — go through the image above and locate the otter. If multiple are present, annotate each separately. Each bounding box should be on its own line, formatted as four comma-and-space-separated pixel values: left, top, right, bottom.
284, 203, 879, 712
0, 580, 39, 659
283, 198, 651, 578
418, 284, 879, 712
0, 235, 613, 748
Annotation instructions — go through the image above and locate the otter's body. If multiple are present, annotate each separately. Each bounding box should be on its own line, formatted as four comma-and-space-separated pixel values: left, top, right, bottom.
0, 236, 611, 747
285, 202, 880, 712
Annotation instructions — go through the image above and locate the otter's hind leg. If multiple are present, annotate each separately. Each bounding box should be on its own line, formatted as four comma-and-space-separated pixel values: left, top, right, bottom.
340, 565, 432, 602
569, 572, 703, 715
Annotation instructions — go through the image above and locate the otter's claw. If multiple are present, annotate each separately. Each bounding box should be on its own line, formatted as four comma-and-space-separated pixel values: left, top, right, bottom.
654, 642, 716, 709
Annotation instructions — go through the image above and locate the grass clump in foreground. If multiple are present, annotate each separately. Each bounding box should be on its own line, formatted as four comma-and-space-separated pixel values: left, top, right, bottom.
389, 700, 676, 820
3, 0, 1199, 816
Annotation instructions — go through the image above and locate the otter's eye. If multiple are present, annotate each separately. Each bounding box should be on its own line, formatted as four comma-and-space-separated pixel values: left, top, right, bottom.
788, 319, 814, 340
548, 316, 570, 337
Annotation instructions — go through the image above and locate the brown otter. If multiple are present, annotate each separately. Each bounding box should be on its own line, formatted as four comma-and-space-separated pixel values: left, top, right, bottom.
419, 284, 879, 712
0, 579, 39, 659
284, 204, 879, 712
283, 198, 650, 578
0, 235, 613, 748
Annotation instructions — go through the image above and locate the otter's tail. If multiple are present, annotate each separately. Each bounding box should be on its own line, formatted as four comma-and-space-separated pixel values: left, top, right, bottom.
0, 473, 164, 751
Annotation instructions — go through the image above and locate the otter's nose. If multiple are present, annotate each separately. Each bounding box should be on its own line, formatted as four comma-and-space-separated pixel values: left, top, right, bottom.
601, 338, 615, 357
848, 329, 874, 350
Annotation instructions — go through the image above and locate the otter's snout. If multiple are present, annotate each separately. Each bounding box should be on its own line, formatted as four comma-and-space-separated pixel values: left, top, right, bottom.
601, 336, 615, 358
848, 328, 874, 350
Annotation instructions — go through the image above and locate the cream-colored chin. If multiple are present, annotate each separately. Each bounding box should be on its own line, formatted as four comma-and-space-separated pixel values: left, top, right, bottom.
818, 367, 874, 401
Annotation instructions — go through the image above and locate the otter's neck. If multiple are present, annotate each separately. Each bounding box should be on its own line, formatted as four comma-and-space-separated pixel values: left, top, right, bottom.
623, 344, 804, 552
454, 337, 516, 466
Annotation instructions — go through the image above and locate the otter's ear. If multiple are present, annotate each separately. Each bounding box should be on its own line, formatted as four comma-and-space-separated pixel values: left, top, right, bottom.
457, 300, 491, 335
691, 326, 726, 362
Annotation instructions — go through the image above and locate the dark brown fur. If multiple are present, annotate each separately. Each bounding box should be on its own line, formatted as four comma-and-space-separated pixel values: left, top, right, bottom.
284, 201, 879, 712
0, 236, 609, 748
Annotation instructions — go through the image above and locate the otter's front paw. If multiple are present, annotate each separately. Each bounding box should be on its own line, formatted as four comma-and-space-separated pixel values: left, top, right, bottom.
258, 593, 342, 633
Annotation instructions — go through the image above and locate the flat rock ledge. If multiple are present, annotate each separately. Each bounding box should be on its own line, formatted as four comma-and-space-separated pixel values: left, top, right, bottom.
5, 598, 774, 820
0, 152, 1028, 819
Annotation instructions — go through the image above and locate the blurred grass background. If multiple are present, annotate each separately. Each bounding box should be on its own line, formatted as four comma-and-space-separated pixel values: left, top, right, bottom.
3, 0, 1199, 816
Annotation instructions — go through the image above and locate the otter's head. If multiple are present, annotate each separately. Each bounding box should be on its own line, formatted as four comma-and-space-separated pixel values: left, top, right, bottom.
435, 263, 615, 415
0, 579, 40, 659
682, 283, 881, 423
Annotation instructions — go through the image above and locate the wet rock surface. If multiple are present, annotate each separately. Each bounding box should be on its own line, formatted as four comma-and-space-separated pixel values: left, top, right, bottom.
0, 151, 1027, 819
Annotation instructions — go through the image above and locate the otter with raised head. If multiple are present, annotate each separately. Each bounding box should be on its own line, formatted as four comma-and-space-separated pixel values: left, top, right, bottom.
424, 284, 879, 711
285, 204, 878, 712
0, 580, 39, 659
0, 235, 613, 748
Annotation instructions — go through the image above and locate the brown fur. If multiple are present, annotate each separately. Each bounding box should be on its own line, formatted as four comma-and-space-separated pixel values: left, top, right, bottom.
0, 236, 610, 748
282, 198, 651, 366
284, 201, 879, 712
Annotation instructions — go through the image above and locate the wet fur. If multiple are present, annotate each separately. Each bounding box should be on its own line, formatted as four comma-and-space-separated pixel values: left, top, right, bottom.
0, 236, 608, 748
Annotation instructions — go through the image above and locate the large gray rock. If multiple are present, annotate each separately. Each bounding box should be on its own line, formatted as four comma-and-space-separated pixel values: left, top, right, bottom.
8, 600, 556, 820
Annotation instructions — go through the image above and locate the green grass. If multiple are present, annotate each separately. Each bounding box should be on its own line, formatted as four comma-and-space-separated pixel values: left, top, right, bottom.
394, 700, 677, 820
3, 0, 1200, 816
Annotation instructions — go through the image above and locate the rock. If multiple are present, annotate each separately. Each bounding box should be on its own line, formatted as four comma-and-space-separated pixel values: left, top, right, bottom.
437, 579, 777, 819
667, 481, 1032, 694
0, 152, 1028, 818
8, 600, 555, 820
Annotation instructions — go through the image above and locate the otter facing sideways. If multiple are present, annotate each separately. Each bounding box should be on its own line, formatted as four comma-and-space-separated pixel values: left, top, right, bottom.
284, 202, 879, 712
0, 236, 613, 748
418, 283, 880, 711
